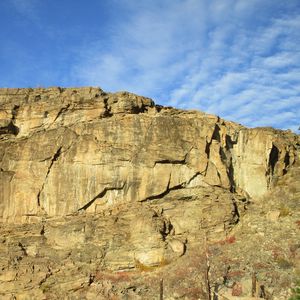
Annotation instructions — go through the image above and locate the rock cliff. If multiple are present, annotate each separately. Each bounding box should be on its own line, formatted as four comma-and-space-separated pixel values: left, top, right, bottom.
0, 87, 299, 299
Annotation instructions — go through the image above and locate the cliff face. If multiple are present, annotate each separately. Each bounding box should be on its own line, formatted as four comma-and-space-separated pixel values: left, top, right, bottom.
0, 87, 299, 299
0, 87, 298, 222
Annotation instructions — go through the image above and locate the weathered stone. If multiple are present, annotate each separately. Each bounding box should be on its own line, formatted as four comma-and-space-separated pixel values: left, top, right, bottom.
0, 87, 299, 299
267, 210, 280, 222
0, 87, 298, 223
168, 238, 185, 256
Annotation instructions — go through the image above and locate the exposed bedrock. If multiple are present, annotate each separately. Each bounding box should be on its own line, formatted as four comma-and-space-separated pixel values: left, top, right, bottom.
0, 87, 299, 222
1, 87, 300, 299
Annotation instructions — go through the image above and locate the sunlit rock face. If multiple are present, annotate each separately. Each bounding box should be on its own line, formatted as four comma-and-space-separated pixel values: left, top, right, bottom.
0, 87, 299, 299
0, 87, 297, 222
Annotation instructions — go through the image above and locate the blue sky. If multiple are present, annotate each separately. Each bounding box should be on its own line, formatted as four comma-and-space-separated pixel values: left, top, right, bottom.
0, 0, 299, 131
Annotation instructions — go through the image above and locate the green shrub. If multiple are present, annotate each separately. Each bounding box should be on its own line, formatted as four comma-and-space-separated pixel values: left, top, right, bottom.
276, 257, 293, 269
289, 281, 300, 300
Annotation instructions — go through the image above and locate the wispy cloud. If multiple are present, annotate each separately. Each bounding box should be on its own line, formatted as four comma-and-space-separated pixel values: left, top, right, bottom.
70, 0, 207, 97
3, 0, 299, 131
183, 11, 300, 131
69, 0, 300, 131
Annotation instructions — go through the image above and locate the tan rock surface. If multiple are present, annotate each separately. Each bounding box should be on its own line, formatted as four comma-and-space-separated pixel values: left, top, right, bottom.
0, 87, 299, 299
0, 87, 298, 223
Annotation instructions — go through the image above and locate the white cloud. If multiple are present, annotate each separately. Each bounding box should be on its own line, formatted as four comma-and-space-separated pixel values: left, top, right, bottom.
169, 9, 300, 131
70, 0, 208, 96
69, 0, 300, 131
262, 52, 298, 69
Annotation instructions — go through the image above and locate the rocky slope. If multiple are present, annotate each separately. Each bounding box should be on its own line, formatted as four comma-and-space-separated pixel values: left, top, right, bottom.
0, 87, 299, 299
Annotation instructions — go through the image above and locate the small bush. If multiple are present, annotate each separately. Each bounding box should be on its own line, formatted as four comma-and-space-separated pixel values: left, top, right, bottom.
279, 205, 290, 217
289, 281, 300, 300
276, 257, 293, 269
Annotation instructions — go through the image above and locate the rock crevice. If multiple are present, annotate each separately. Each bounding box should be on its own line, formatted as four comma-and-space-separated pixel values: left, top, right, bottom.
78, 183, 126, 211
37, 146, 62, 206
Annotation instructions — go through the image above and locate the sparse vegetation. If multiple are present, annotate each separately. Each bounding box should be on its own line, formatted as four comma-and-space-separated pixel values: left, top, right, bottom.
279, 205, 291, 217
289, 281, 300, 300
214, 235, 236, 245
275, 257, 293, 269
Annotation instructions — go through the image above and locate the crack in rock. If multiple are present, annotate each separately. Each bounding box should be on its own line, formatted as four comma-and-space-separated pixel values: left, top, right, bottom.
37, 147, 62, 206
51, 104, 71, 124
141, 171, 201, 202
230, 199, 240, 225
78, 183, 126, 211
102, 97, 113, 117
205, 123, 221, 160
153, 147, 193, 167
154, 159, 186, 166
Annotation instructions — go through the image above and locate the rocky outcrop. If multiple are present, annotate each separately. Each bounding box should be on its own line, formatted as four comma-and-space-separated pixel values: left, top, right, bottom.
0, 87, 298, 223
0, 87, 299, 299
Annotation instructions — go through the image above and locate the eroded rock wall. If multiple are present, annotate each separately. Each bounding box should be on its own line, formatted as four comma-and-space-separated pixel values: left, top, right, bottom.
0, 87, 298, 222
1, 87, 300, 299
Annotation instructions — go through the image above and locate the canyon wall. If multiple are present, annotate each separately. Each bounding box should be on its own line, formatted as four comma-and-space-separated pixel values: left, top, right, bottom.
0, 87, 300, 299
0, 87, 298, 223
